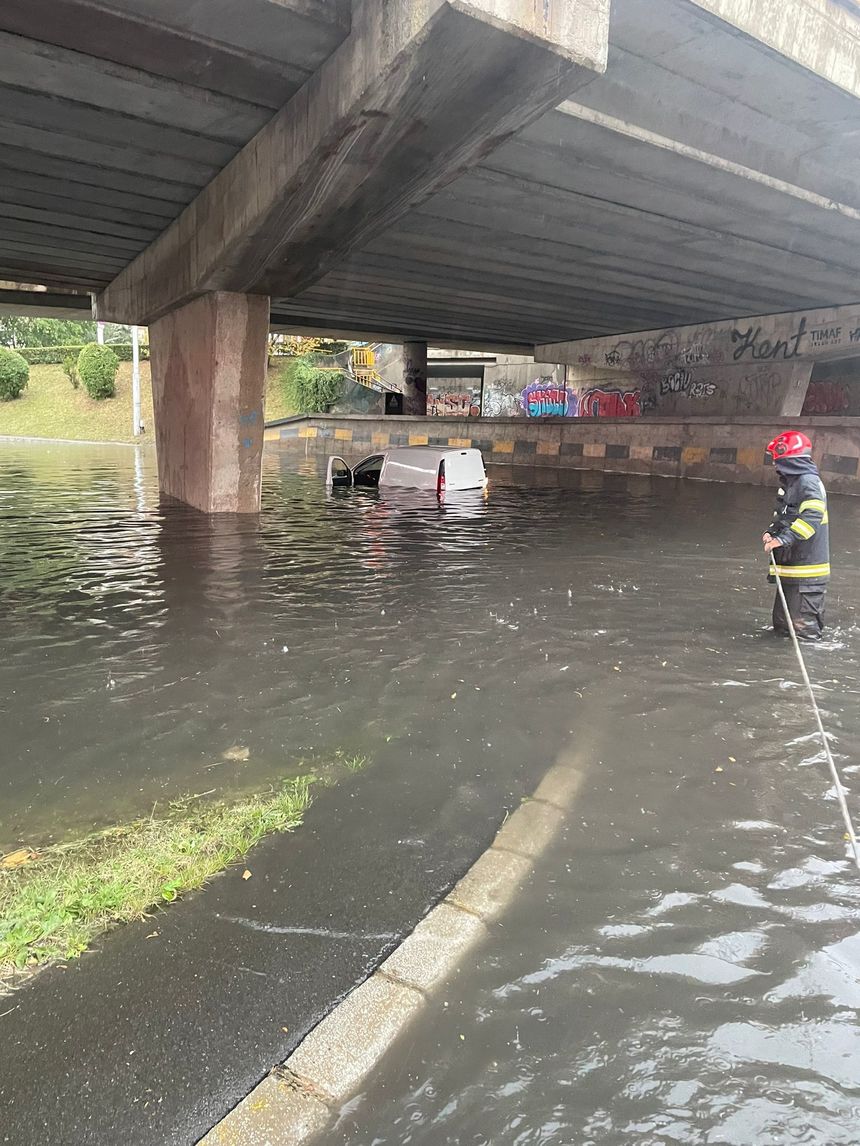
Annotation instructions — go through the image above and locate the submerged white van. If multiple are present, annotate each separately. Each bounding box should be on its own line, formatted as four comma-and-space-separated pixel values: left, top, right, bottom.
326, 446, 487, 495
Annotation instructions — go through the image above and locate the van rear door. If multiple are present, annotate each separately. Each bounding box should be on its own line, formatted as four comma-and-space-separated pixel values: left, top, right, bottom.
326, 456, 352, 487
445, 449, 488, 491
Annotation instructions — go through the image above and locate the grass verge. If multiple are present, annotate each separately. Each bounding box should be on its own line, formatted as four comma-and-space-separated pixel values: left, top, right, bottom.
0, 769, 356, 982
0, 363, 294, 443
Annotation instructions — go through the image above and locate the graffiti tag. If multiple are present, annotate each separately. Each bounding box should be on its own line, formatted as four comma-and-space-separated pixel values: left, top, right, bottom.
603, 331, 680, 370
428, 390, 481, 417
576, 388, 641, 417
659, 370, 717, 399
802, 380, 850, 415
731, 317, 806, 362
678, 343, 710, 366
521, 380, 570, 417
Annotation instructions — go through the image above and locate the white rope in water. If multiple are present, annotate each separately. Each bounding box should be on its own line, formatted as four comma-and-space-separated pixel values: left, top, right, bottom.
770, 554, 860, 871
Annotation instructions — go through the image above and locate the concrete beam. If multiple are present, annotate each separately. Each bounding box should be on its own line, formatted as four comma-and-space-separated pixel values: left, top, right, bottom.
96, 0, 608, 325
687, 0, 860, 98
0, 30, 270, 146
0, 0, 349, 107
0, 287, 92, 318
268, 315, 532, 355
538, 302, 860, 370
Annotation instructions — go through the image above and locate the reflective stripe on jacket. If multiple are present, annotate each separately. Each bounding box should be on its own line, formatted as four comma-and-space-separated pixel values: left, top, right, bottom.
767, 463, 830, 585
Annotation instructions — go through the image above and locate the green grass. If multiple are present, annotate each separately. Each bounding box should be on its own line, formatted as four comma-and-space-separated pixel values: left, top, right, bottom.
0, 764, 364, 981
0, 363, 294, 443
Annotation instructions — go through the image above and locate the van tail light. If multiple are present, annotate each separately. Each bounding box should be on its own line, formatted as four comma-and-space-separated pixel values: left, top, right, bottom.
437, 459, 446, 499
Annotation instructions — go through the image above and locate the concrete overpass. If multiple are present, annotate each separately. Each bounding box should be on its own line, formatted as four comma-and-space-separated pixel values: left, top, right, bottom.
2, 0, 860, 509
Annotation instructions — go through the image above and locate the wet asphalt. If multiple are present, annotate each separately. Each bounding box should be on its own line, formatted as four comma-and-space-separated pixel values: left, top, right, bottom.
0, 747, 540, 1145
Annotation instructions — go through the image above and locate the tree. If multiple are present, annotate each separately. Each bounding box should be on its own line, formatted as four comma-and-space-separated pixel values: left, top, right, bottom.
269, 333, 349, 358
0, 316, 97, 347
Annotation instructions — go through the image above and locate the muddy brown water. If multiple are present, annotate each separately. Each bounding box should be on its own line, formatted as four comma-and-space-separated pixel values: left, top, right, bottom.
2, 442, 860, 1144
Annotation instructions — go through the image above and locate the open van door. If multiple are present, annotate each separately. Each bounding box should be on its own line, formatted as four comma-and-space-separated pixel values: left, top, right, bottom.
326, 456, 352, 488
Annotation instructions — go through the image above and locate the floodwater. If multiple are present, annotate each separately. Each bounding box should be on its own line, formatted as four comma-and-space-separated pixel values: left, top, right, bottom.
3, 443, 860, 1144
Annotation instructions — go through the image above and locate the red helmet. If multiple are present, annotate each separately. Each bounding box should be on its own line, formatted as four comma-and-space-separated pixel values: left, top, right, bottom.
766, 431, 812, 461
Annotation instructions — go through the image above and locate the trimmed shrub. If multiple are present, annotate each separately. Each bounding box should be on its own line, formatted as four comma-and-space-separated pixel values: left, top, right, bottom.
0, 347, 29, 401
15, 344, 149, 365
280, 356, 345, 414
62, 353, 79, 389
77, 343, 120, 400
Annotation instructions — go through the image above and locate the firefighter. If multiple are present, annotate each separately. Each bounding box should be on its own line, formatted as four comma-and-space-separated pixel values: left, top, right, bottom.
762, 431, 830, 641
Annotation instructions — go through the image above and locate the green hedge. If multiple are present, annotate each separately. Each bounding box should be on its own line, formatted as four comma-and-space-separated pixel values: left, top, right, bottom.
0, 347, 29, 400
14, 344, 149, 365
77, 343, 120, 400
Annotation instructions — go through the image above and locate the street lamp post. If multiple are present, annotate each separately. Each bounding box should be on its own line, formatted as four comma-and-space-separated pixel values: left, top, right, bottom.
132, 325, 142, 436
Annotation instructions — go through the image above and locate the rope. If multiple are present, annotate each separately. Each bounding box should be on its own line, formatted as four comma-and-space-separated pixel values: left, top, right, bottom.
770, 554, 860, 870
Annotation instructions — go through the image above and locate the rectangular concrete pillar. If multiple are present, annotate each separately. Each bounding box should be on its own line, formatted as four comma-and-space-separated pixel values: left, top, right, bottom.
149, 292, 270, 513
402, 341, 428, 415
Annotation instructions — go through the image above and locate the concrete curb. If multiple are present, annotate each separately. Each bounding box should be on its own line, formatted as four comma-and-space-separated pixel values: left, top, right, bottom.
0, 435, 148, 447
199, 756, 587, 1145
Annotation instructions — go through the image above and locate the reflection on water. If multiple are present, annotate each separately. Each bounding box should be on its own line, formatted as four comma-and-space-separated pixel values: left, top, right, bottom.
3, 442, 860, 1142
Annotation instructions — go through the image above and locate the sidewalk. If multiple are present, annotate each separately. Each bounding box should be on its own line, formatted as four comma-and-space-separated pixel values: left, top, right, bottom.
0, 744, 549, 1145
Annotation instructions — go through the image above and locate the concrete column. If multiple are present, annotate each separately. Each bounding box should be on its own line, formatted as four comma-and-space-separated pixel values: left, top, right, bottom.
149, 291, 270, 513
402, 342, 428, 416
778, 363, 814, 417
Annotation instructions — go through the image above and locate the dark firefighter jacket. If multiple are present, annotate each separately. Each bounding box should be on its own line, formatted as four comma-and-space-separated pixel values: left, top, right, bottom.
766, 455, 830, 585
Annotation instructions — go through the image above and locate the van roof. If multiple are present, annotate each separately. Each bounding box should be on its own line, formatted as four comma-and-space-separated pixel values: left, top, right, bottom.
387, 445, 479, 454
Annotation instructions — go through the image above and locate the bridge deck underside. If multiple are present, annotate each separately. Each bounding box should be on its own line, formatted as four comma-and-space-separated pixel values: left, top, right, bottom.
2, 0, 860, 345
0, 0, 349, 290
272, 0, 860, 345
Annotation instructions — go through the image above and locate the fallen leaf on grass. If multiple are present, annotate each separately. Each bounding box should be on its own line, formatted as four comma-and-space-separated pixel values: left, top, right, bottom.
1, 848, 37, 869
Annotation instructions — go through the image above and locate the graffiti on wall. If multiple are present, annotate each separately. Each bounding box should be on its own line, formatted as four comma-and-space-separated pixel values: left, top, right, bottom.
428, 388, 482, 417
802, 380, 850, 415
603, 331, 679, 369
575, 387, 642, 417
557, 305, 860, 382
521, 378, 572, 417
659, 369, 717, 399
403, 354, 427, 398
731, 317, 806, 363
518, 380, 642, 418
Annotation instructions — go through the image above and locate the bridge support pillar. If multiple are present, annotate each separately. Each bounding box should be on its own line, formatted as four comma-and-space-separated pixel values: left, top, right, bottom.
149, 291, 270, 513
402, 342, 428, 416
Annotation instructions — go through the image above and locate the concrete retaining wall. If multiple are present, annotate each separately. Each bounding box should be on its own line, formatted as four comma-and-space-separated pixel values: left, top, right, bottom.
264, 414, 860, 493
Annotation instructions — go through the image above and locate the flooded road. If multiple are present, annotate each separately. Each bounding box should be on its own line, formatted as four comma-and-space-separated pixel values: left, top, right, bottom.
2, 442, 860, 1143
